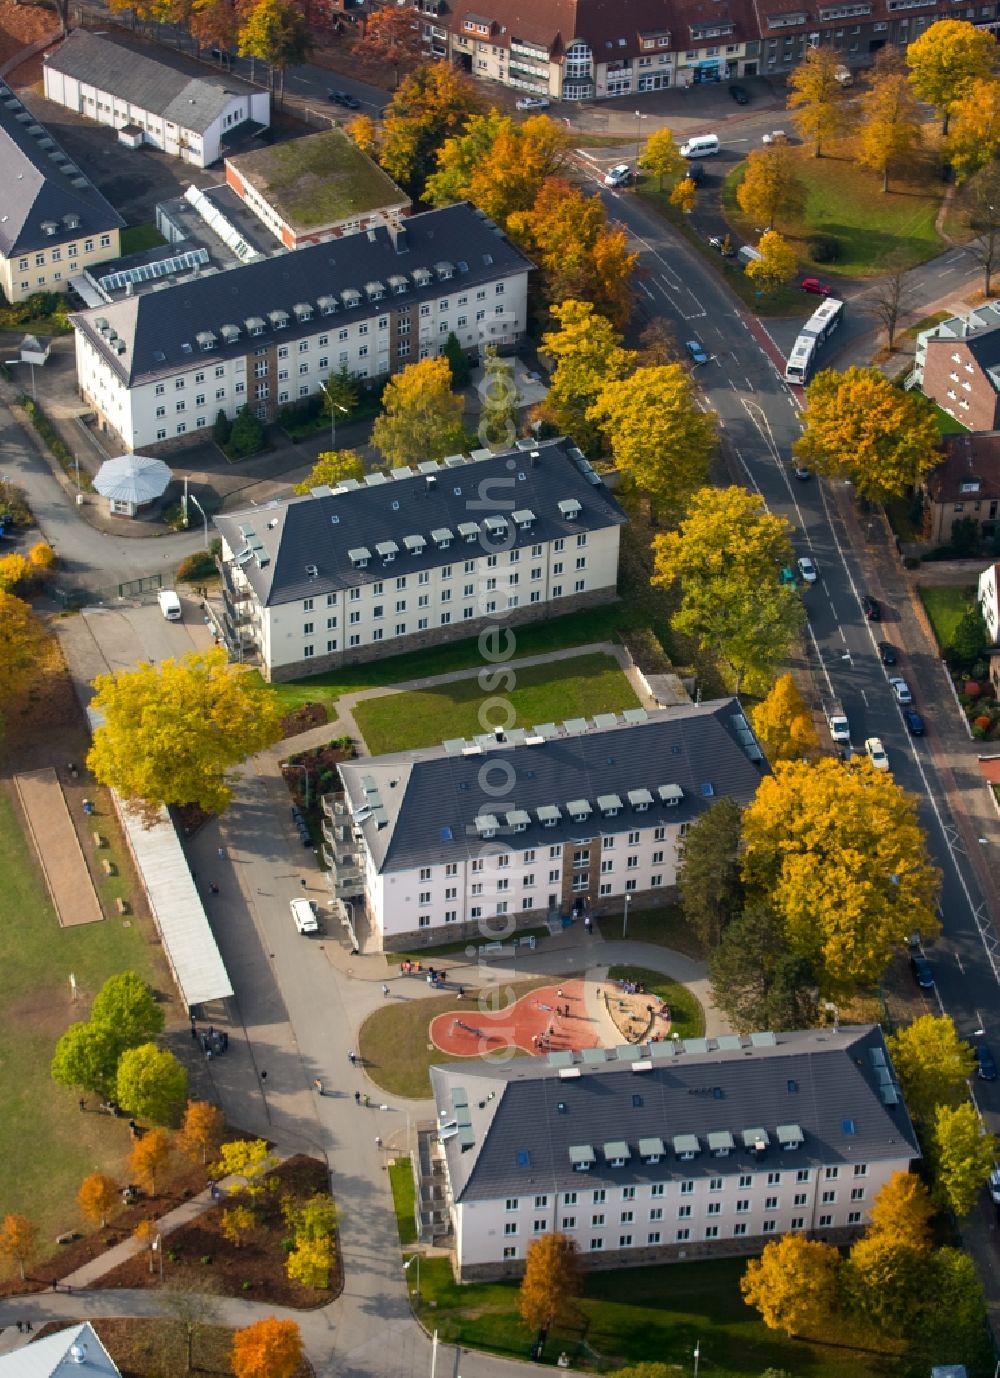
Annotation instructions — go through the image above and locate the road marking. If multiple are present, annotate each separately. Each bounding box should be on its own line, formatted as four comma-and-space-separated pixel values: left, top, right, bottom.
744, 375, 754, 391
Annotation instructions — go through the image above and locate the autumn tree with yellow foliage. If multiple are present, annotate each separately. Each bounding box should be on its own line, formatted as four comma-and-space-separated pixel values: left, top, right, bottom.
745, 230, 798, 296
669, 177, 696, 214
236, 0, 307, 96
370, 357, 467, 467
426, 111, 567, 228
741, 1233, 841, 1336
736, 145, 806, 231
0, 1214, 37, 1282
887, 1014, 976, 1124
518, 1233, 581, 1341
231, 1318, 304, 1378
588, 365, 716, 517
87, 647, 283, 820
177, 1100, 226, 1166
907, 19, 997, 132
221, 1204, 256, 1248
652, 486, 804, 694
378, 64, 482, 196
858, 66, 924, 192
293, 450, 365, 495
794, 367, 941, 502
931, 1101, 998, 1216
639, 127, 683, 188
787, 46, 852, 155
345, 112, 377, 157
947, 77, 1000, 182
0, 591, 46, 718
537, 300, 636, 457
77, 1173, 120, 1229
750, 673, 820, 763
741, 758, 941, 988
211, 1138, 278, 1197
845, 1173, 934, 1334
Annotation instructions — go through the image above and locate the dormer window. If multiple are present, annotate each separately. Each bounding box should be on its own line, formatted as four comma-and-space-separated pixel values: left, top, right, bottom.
317, 295, 338, 316
196, 330, 217, 352
293, 302, 313, 322
268, 309, 289, 330
434, 261, 455, 281
513, 508, 536, 530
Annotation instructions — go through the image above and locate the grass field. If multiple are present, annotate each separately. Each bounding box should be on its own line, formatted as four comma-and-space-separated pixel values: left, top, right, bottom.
120, 224, 166, 255
412, 1253, 896, 1377
722, 142, 946, 278
388, 1158, 417, 1247
253, 603, 637, 712
917, 584, 976, 653
606, 964, 705, 1041
931, 404, 969, 436
358, 978, 546, 1098
597, 902, 704, 960
0, 791, 164, 1249
352, 652, 639, 755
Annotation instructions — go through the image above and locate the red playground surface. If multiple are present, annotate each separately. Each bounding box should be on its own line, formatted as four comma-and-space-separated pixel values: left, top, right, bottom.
429, 978, 603, 1058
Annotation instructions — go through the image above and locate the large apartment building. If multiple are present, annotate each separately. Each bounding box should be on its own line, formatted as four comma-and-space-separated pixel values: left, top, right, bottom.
414, 0, 1000, 99
912, 300, 1000, 431
214, 437, 625, 681
0, 79, 123, 305
336, 696, 766, 950
431, 1024, 919, 1279
72, 202, 531, 453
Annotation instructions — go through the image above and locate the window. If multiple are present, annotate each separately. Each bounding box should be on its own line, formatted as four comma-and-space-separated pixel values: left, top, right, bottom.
733, 1222, 748, 1237
763, 1219, 777, 1234
591, 1213, 605, 1226
736, 1199, 750, 1214
677, 1205, 692, 1218
796, 1169, 810, 1183
821, 1190, 837, 1204
825, 1167, 839, 1180
850, 1187, 865, 1201
505, 1198, 519, 1211
504, 1222, 517, 1236
589, 1238, 603, 1251
303, 622, 314, 635
848, 1210, 863, 1225
650, 1184, 664, 1198
767, 1172, 781, 1186
853, 1164, 868, 1177
680, 1181, 694, 1196
739, 1174, 753, 1189
765, 1196, 778, 1210
707, 1202, 722, 1216
793, 1193, 807, 1207
676, 1228, 690, 1242
818, 1214, 833, 1227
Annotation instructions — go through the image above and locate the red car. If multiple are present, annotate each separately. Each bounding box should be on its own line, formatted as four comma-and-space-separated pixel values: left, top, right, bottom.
801, 277, 832, 296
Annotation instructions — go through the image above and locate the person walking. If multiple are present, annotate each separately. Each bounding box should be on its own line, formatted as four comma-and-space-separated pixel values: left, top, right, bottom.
374, 1135, 383, 1149
313, 1079, 324, 1095
348, 1050, 356, 1066
354, 1090, 361, 1105
382, 983, 390, 998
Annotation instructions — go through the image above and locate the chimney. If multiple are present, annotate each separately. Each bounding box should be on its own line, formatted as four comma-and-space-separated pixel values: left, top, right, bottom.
389, 221, 408, 254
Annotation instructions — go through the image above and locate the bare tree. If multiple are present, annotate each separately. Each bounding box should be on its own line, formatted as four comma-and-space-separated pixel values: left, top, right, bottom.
869, 259, 912, 353
958, 165, 1000, 297
161, 1281, 220, 1374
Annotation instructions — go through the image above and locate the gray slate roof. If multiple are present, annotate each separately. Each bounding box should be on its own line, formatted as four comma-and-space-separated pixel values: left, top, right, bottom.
71, 202, 533, 387
215, 437, 624, 608
430, 1025, 920, 1203
0, 80, 123, 257
45, 31, 258, 135
340, 696, 767, 874
0, 1321, 121, 1376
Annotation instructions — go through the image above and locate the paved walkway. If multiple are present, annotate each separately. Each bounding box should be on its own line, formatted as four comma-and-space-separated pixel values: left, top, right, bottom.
14, 767, 102, 927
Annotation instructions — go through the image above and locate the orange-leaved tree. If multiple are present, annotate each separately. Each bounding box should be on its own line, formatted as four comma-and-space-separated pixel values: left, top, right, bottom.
518, 1232, 581, 1344
78, 1172, 120, 1229
0, 1214, 39, 1281
231, 1317, 304, 1378
129, 1127, 172, 1197
178, 1099, 227, 1166
742, 1233, 841, 1336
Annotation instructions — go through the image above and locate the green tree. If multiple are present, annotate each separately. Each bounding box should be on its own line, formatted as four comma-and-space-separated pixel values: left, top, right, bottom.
709, 905, 819, 1033
794, 368, 941, 502
443, 331, 470, 387
907, 19, 997, 132
741, 1233, 841, 1336
639, 127, 683, 189
678, 796, 745, 950
652, 486, 804, 694
321, 362, 359, 422
518, 1233, 581, 1345
858, 68, 924, 192
478, 346, 520, 453
371, 357, 466, 466
378, 63, 483, 197
950, 604, 988, 665
115, 1043, 189, 1125
887, 1015, 976, 1124
293, 450, 365, 496
736, 146, 806, 231
589, 364, 717, 517
87, 648, 284, 819
227, 406, 265, 458
745, 230, 798, 296
909, 1247, 991, 1376
90, 971, 165, 1048
741, 758, 942, 988
930, 1101, 998, 1216
750, 673, 821, 763
212, 408, 232, 445
537, 299, 636, 457
51, 1021, 125, 1098
787, 46, 852, 156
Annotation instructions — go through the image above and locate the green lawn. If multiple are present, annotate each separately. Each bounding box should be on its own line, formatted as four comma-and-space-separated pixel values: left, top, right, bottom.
388, 1158, 417, 1246
413, 1254, 896, 1376
120, 223, 166, 255
917, 585, 976, 653
352, 652, 639, 755
722, 144, 946, 278
901, 310, 952, 342
606, 964, 705, 1041
385, 926, 551, 966
932, 403, 969, 436
597, 902, 704, 961
232, 128, 405, 228
254, 603, 636, 712
0, 792, 164, 1249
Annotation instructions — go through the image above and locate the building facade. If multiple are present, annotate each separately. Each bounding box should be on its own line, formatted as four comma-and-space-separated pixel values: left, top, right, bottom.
924, 434, 1000, 546
73, 203, 531, 453
44, 31, 270, 169
214, 437, 624, 682
431, 1025, 919, 1279
337, 696, 766, 950
912, 300, 1000, 431
414, 0, 1000, 101
0, 79, 123, 304
224, 129, 410, 250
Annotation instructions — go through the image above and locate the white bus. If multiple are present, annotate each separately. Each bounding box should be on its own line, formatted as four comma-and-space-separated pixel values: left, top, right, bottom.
784, 335, 817, 385
803, 297, 845, 343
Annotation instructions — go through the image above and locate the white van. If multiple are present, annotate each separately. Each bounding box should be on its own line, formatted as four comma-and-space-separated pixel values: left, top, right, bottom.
680, 134, 720, 159
157, 589, 182, 621
290, 897, 319, 935
738, 245, 763, 267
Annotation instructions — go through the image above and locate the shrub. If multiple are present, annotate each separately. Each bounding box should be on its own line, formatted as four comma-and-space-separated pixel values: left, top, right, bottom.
0, 480, 33, 528
965, 681, 981, 698
808, 234, 840, 263
975, 715, 992, 731
973, 659, 989, 681
212, 409, 232, 445
226, 408, 265, 460
162, 501, 188, 533
177, 543, 220, 583
973, 723, 988, 739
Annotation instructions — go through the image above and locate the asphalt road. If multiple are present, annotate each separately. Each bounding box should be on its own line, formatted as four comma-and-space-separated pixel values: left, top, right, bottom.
589, 171, 1000, 1129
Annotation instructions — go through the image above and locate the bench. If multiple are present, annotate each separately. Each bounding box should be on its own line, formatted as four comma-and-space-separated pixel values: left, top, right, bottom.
102, 858, 117, 877
115, 896, 129, 916
92, 831, 106, 848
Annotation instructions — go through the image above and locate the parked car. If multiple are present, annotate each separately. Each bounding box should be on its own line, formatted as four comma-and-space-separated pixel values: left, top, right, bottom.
878, 641, 898, 666
685, 339, 709, 365
792, 464, 811, 480
889, 676, 913, 705
686, 162, 706, 184
991, 1164, 1000, 1204
975, 1043, 998, 1081
910, 952, 934, 989
903, 707, 925, 737
728, 83, 750, 104
801, 277, 832, 296
762, 130, 787, 144
604, 163, 633, 187
865, 736, 889, 771
797, 555, 818, 583
515, 95, 550, 110
861, 594, 881, 620
708, 234, 735, 256
328, 89, 360, 108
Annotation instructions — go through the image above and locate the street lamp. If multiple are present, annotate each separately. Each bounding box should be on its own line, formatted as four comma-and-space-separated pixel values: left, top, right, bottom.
329, 401, 349, 450
188, 491, 210, 549
622, 891, 631, 940
634, 109, 647, 166
151, 1232, 164, 1280
403, 1251, 421, 1306
280, 761, 311, 809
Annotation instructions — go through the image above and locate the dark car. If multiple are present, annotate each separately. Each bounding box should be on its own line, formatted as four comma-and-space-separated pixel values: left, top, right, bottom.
862, 594, 881, 620
878, 641, 898, 666
792, 465, 811, 480
911, 953, 934, 989
976, 1043, 998, 1081
685, 339, 709, 366
328, 89, 360, 109
903, 707, 925, 737
728, 83, 750, 104
686, 161, 705, 184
